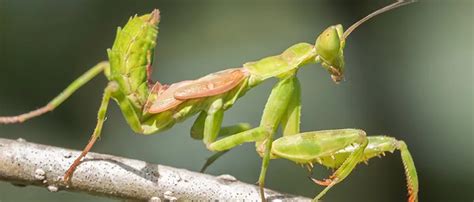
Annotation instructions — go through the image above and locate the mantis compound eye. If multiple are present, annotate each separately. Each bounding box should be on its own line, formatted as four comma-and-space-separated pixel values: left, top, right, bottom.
316, 26, 341, 62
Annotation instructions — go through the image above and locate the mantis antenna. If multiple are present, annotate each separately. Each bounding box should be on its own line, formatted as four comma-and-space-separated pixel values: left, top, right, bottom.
343, 0, 416, 39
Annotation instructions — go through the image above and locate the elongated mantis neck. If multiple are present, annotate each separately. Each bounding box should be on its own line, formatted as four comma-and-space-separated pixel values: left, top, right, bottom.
343, 0, 416, 39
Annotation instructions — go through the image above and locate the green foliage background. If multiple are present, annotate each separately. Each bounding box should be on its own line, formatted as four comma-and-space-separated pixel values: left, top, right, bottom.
0, 0, 472, 201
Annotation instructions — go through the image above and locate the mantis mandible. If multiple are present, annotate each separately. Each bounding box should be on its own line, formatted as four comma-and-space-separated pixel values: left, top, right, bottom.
0, 0, 418, 201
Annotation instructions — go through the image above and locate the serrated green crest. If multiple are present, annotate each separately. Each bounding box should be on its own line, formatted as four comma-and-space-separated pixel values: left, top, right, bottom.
108, 10, 160, 110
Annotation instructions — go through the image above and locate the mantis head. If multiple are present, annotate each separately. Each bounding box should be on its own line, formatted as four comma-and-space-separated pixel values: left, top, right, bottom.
315, 25, 345, 83
315, 0, 416, 83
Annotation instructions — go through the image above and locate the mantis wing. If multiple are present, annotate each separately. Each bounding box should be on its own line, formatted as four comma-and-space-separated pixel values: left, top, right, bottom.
147, 68, 246, 114
146, 80, 191, 113
174, 68, 246, 100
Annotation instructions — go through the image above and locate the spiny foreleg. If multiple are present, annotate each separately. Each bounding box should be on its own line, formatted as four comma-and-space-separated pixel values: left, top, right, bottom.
339, 136, 417, 202
271, 129, 369, 201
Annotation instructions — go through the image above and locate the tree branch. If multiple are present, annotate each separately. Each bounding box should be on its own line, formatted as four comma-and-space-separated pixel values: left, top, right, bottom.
0, 138, 310, 201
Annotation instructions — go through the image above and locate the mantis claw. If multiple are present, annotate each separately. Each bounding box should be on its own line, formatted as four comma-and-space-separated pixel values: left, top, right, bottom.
311, 178, 333, 186
310, 170, 338, 187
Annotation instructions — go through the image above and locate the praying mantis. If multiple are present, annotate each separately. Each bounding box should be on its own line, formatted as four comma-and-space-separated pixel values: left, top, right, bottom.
0, 0, 419, 201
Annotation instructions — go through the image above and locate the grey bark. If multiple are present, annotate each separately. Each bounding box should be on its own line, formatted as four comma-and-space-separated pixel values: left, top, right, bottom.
0, 138, 310, 201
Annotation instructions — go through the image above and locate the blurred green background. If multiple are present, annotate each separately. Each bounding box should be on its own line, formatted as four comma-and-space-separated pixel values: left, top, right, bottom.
0, 0, 472, 201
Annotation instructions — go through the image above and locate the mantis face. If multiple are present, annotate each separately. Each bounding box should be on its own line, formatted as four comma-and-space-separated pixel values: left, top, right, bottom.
315, 24, 345, 83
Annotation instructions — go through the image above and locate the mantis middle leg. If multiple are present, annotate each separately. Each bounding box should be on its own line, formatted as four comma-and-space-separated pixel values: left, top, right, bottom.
197, 76, 302, 173
198, 75, 300, 200
0, 61, 109, 124
190, 113, 251, 172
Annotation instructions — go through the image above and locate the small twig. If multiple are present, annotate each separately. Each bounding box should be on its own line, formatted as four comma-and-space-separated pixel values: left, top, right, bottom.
0, 138, 310, 201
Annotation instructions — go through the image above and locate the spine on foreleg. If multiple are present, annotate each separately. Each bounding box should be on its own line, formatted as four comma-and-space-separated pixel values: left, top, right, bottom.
107, 10, 160, 112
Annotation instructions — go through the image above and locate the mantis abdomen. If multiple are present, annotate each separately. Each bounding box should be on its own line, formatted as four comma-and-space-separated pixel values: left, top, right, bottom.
107, 10, 160, 110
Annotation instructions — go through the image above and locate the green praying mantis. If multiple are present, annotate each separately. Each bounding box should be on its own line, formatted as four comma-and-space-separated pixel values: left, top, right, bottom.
0, 0, 419, 201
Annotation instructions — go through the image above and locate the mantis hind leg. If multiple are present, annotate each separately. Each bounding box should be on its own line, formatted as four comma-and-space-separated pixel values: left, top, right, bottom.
0, 61, 109, 124
63, 81, 116, 182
